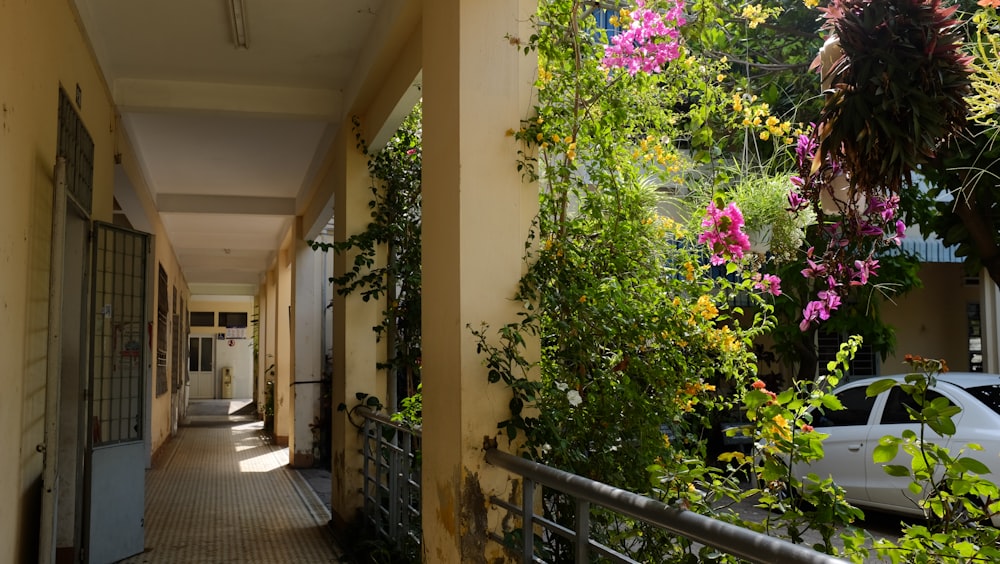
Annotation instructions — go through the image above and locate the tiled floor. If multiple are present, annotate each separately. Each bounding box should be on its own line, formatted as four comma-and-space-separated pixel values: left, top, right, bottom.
119, 410, 344, 563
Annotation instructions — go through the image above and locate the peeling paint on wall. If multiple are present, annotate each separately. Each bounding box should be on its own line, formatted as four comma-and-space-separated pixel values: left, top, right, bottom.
460, 470, 489, 564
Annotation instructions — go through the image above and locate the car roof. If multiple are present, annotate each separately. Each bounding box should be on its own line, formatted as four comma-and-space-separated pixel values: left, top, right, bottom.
839, 372, 1000, 391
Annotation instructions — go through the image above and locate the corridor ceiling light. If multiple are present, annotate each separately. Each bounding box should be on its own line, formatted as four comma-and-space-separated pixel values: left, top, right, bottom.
228, 0, 249, 49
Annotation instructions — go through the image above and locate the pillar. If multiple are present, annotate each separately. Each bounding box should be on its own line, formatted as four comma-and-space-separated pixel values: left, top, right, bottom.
982, 269, 1000, 373
275, 242, 294, 446
290, 219, 323, 467
421, 0, 538, 561
330, 125, 387, 522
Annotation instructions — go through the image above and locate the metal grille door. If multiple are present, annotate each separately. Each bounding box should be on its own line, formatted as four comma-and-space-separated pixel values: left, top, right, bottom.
88, 222, 147, 563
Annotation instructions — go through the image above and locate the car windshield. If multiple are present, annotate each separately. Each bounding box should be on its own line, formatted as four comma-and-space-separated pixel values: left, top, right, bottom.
964, 385, 1000, 416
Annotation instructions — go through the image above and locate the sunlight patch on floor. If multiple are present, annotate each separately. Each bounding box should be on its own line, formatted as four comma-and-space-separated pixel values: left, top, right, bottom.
239, 450, 284, 473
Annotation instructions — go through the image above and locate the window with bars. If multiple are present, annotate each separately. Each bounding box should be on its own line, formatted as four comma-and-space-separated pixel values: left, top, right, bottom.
817, 331, 877, 381
57, 88, 94, 213
90, 224, 147, 445
156, 264, 168, 396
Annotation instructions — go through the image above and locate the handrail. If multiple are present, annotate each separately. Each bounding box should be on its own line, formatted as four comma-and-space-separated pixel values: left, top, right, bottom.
359, 408, 422, 438
485, 448, 847, 564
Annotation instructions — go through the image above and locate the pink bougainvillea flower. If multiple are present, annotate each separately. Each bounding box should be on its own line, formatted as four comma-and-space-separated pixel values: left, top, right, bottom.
602, 0, 686, 76
752, 273, 782, 296
698, 201, 751, 265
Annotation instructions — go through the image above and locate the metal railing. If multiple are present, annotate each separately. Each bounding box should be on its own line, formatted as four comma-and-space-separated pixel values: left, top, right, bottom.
485, 448, 847, 564
359, 409, 421, 552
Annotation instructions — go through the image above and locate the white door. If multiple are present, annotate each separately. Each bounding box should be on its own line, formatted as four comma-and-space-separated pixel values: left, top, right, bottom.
87, 222, 147, 563
189, 336, 215, 399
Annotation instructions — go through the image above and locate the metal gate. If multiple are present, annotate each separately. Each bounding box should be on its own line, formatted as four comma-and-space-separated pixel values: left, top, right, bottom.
86, 222, 148, 563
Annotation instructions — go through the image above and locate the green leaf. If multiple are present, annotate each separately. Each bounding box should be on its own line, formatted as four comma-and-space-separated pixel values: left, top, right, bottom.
873, 443, 900, 463
883, 465, 910, 477
956, 457, 992, 475
866, 379, 897, 397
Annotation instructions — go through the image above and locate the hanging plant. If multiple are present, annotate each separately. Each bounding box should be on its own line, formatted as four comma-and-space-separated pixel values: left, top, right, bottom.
812, 0, 972, 195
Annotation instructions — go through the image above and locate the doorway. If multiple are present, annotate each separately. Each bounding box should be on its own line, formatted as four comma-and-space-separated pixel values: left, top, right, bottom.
189, 336, 215, 399
53, 207, 89, 563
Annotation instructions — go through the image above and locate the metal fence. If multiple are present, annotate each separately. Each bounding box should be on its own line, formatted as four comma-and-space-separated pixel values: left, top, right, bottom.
359, 409, 421, 552
485, 448, 847, 564
356, 411, 846, 563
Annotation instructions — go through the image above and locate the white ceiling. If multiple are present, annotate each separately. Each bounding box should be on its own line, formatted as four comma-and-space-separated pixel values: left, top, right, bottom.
74, 0, 393, 294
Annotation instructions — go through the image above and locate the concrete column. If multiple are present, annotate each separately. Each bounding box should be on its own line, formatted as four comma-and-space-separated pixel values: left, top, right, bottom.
290, 219, 323, 468
276, 243, 294, 446
264, 269, 278, 433
330, 125, 386, 523
421, 0, 538, 561
981, 269, 999, 373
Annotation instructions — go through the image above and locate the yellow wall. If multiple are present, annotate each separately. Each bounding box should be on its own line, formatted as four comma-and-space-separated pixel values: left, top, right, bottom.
147, 219, 188, 458
0, 1, 189, 558
1, 1, 115, 559
115, 133, 191, 459
882, 263, 979, 374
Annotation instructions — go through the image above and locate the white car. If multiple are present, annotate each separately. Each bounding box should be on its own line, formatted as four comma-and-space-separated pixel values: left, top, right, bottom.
800, 372, 1000, 523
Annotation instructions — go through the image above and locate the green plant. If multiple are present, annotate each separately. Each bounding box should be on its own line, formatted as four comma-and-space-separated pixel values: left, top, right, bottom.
868, 356, 1000, 563
814, 0, 972, 196
740, 336, 869, 559
311, 106, 422, 408
390, 384, 422, 429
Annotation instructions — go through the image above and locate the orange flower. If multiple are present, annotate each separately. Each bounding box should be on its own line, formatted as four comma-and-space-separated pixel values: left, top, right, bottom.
978, 0, 1000, 8
752, 380, 766, 390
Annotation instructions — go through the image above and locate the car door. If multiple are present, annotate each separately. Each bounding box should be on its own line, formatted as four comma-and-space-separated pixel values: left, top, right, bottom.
864, 387, 963, 515
807, 384, 878, 504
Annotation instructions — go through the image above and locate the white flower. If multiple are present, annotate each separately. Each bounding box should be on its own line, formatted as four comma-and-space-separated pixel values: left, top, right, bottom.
566, 390, 583, 407
555, 381, 568, 391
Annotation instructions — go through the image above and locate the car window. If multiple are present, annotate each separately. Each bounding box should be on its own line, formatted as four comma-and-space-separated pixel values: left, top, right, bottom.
880, 387, 948, 425
816, 387, 875, 427
964, 385, 1000, 417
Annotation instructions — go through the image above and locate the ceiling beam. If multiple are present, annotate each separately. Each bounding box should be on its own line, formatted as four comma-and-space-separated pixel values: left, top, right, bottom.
114, 78, 342, 119
158, 194, 295, 215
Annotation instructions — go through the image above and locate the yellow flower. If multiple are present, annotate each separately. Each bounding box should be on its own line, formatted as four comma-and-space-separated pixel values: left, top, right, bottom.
766, 116, 780, 127
536, 132, 544, 141
505, 128, 516, 137
752, 116, 762, 126
804, 0, 819, 7
759, 130, 770, 141
579, 295, 587, 303
552, 134, 561, 143
683, 261, 695, 281
732, 94, 744, 113
695, 295, 718, 320
741, 4, 768, 28
717, 73, 726, 82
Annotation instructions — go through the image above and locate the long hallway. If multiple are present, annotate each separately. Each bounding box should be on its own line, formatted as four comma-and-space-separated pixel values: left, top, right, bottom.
120, 410, 343, 563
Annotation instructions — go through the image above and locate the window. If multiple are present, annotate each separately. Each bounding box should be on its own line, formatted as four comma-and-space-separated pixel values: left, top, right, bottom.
218, 311, 248, 328
57, 88, 94, 213
156, 264, 168, 396
190, 311, 215, 327
964, 385, 1000, 417
880, 388, 948, 425
818, 331, 877, 380
189, 336, 213, 372
815, 387, 875, 427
